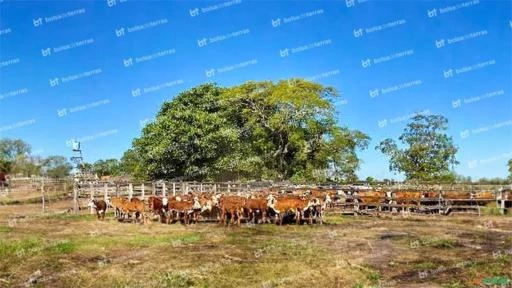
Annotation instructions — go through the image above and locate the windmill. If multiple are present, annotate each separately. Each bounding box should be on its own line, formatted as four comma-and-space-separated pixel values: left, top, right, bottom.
70, 140, 84, 181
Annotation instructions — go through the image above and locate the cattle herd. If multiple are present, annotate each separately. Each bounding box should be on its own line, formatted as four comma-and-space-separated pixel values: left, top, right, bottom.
87, 187, 512, 225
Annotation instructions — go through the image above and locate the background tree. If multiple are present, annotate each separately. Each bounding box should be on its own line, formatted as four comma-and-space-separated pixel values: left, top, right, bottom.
376, 114, 458, 182
41, 156, 72, 179
120, 149, 147, 181
508, 159, 512, 181
92, 159, 122, 177
129, 80, 369, 182
0, 138, 31, 174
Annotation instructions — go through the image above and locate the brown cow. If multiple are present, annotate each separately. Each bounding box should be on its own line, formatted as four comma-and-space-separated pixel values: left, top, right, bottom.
390, 191, 422, 206
148, 196, 168, 223
244, 197, 267, 224
219, 196, 246, 226
268, 195, 312, 225
356, 191, 386, 207
88, 199, 107, 220
167, 196, 202, 224
110, 196, 128, 219
123, 198, 147, 224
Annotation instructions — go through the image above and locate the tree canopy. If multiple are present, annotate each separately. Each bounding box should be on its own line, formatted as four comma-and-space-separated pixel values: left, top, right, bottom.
127, 80, 370, 182
376, 114, 458, 181
42, 156, 72, 179
0, 138, 31, 173
508, 159, 512, 181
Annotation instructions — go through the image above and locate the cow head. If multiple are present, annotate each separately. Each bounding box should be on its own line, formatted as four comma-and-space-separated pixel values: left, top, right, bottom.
266, 194, 276, 208
192, 196, 201, 210
87, 199, 97, 208
201, 200, 212, 213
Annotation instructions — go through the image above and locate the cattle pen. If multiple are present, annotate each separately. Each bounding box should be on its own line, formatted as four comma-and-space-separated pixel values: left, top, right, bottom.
2, 178, 512, 288
70, 180, 511, 219
1, 179, 510, 219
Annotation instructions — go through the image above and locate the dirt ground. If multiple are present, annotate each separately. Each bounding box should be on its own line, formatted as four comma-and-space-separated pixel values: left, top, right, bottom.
0, 200, 511, 288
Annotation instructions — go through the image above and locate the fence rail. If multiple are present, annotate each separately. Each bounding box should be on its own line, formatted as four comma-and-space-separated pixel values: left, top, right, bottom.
1, 178, 510, 215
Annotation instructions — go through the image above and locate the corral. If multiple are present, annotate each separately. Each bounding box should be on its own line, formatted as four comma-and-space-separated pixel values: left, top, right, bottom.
1, 179, 511, 287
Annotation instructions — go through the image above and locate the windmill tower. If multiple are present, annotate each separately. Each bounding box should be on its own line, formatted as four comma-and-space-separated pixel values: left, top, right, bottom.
70, 141, 84, 181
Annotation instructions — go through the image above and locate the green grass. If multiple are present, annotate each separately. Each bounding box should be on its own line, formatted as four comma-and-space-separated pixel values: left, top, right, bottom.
0, 238, 43, 258
0, 226, 14, 233
47, 240, 76, 254
156, 271, 196, 288
41, 213, 98, 221
413, 261, 438, 270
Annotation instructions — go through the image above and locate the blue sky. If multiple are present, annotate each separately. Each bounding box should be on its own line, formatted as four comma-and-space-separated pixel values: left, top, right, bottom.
0, 0, 511, 180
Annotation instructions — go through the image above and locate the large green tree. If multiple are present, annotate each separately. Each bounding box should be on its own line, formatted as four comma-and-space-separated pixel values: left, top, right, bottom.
376, 114, 458, 181
92, 159, 122, 177
507, 159, 512, 181
0, 138, 31, 174
129, 80, 369, 182
41, 156, 72, 179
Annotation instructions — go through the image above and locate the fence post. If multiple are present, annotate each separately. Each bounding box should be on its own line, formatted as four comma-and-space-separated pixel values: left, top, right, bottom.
162, 182, 166, 197
41, 179, 45, 213
172, 182, 176, 196
214, 183, 217, 193
128, 183, 133, 201
73, 182, 78, 215
499, 190, 505, 215
200, 183, 203, 192
141, 183, 145, 200
228, 183, 231, 194
104, 183, 108, 203
152, 182, 156, 195
89, 182, 94, 215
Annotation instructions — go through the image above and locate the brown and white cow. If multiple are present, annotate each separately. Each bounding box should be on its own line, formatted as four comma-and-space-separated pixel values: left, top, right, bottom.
88, 199, 107, 220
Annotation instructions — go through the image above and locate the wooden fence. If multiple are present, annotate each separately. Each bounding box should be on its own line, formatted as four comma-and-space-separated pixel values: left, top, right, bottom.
1, 178, 509, 215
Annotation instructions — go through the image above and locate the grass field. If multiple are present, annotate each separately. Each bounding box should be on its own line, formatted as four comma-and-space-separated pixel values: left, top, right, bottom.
0, 200, 511, 288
